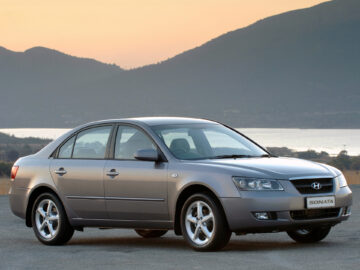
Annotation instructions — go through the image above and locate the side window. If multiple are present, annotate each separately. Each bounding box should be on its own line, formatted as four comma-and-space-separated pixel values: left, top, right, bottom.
58, 136, 75, 159
115, 126, 156, 160
72, 126, 112, 159
156, 128, 200, 159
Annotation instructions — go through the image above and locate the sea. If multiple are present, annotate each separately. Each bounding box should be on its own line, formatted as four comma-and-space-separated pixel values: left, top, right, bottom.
0, 128, 359, 156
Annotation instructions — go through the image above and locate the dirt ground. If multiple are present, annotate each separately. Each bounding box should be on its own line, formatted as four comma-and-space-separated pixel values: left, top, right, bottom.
0, 177, 9, 195
343, 170, 360, 185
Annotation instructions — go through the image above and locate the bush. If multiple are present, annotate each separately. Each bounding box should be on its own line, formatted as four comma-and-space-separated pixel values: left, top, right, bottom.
267, 147, 360, 172
329, 150, 351, 170
350, 156, 360, 170
0, 161, 12, 177
267, 147, 295, 157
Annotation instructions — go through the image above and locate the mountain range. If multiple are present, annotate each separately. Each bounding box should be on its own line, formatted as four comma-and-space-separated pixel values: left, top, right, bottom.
1, 0, 359, 128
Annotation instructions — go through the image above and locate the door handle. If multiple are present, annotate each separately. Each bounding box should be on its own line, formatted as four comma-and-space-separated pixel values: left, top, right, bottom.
106, 169, 119, 177
54, 167, 67, 175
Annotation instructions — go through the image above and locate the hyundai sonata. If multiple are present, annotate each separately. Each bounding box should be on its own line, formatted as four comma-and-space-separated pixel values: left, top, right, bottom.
9, 117, 352, 251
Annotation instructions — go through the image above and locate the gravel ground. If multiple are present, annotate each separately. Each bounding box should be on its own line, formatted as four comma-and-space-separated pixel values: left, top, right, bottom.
0, 186, 359, 270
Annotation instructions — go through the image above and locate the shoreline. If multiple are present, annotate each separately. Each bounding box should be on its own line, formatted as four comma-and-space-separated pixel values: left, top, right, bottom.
1, 128, 360, 156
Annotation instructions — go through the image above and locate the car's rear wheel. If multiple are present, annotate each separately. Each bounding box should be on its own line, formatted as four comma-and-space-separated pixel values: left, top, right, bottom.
31, 192, 74, 245
180, 193, 231, 251
287, 226, 331, 243
135, 229, 168, 238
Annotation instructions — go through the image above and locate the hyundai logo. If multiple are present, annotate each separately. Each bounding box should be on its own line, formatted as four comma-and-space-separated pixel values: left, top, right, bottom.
311, 182, 322, 190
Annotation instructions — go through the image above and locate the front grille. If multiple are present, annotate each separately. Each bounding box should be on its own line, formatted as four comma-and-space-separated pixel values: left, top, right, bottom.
291, 178, 334, 194
290, 208, 340, 220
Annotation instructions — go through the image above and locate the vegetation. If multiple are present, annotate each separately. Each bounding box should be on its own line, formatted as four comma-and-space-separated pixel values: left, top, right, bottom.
268, 147, 360, 171
0, 161, 12, 177
0, 132, 51, 163
0, 132, 52, 144
0, 132, 51, 176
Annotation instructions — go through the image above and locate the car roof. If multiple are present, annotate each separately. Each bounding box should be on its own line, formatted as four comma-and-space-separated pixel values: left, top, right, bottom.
87, 117, 217, 126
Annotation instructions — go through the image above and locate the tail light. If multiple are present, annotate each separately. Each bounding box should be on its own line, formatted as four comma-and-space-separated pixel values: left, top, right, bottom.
10, 165, 19, 181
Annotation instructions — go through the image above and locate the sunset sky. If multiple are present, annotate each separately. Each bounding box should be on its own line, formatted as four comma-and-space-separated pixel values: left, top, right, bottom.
1, 0, 327, 68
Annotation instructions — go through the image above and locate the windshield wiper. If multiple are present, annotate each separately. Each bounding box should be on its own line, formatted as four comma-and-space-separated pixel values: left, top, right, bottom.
212, 154, 255, 159
211, 154, 272, 159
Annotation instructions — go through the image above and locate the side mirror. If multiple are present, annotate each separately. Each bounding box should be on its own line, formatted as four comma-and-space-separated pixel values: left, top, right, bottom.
134, 149, 160, 162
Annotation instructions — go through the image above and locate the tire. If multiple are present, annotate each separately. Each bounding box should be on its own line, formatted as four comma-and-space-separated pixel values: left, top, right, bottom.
287, 226, 331, 243
180, 193, 231, 251
31, 192, 74, 245
135, 229, 168, 238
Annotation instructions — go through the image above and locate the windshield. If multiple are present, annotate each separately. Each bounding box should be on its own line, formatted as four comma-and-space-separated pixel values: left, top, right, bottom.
152, 124, 268, 160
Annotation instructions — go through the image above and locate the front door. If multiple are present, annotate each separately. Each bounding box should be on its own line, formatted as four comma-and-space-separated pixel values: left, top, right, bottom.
104, 125, 168, 220
50, 125, 113, 219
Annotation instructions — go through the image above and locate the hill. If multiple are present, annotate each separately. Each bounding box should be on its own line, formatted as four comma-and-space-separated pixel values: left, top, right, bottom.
0, 0, 359, 128
0, 132, 51, 163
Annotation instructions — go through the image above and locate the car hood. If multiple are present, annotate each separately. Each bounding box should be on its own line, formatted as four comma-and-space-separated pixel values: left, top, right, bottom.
190, 157, 340, 179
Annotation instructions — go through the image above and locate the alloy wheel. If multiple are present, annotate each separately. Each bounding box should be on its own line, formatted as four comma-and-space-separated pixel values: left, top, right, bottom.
35, 199, 60, 240
185, 200, 215, 246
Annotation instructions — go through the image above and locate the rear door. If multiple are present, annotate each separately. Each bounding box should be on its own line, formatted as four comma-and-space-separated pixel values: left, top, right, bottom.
50, 125, 113, 219
104, 125, 169, 220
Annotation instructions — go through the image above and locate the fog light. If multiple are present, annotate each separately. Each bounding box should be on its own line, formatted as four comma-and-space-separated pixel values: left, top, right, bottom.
343, 206, 351, 216
254, 212, 270, 220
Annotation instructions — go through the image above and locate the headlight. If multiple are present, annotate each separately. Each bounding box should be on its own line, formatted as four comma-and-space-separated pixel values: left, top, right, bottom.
335, 174, 348, 188
232, 177, 284, 191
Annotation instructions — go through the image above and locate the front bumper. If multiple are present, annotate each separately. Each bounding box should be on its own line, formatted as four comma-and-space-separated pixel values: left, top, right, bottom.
220, 185, 352, 233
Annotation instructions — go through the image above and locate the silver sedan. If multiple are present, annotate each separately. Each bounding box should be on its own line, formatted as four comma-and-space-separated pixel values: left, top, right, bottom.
9, 117, 352, 251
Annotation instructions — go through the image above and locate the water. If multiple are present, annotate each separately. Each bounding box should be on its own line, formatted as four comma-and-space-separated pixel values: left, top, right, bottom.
239, 128, 359, 156
0, 128, 70, 140
0, 128, 359, 156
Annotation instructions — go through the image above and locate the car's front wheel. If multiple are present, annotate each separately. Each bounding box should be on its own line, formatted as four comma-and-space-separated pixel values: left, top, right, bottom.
31, 192, 74, 245
180, 193, 231, 251
135, 229, 168, 238
287, 226, 331, 243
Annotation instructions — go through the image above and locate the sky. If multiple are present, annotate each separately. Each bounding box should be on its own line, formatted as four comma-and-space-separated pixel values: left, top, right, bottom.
1, 0, 327, 69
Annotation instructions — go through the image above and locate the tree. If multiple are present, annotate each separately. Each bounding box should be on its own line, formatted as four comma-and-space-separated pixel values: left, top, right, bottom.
350, 156, 360, 170
5, 149, 19, 162
330, 150, 351, 170
0, 161, 12, 176
21, 144, 33, 156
